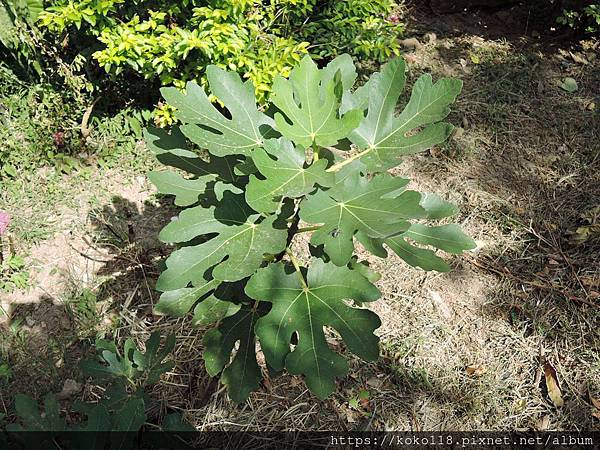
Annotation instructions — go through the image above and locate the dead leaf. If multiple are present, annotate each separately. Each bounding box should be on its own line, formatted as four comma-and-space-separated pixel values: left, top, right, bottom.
589, 392, 600, 410
543, 362, 564, 407
569, 225, 600, 245
366, 376, 383, 388
452, 127, 464, 140
580, 275, 598, 289
466, 365, 487, 377
400, 38, 422, 50
569, 51, 589, 65
537, 80, 545, 96
428, 290, 452, 319
345, 408, 358, 423
403, 54, 418, 64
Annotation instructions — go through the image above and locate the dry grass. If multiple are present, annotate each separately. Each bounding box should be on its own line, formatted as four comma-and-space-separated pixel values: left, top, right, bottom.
1, 3, 599, 431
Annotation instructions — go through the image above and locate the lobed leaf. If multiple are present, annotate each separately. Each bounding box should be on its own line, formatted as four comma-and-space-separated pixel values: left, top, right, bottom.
246, 138, 334, 213
271, 55, 363, 148
156, 192, 288, 291
350, 57, 462, 172
203, 305, 263, 403
300, 172, 425, 265
246, 259, 381, 399
161, 66, 273, 157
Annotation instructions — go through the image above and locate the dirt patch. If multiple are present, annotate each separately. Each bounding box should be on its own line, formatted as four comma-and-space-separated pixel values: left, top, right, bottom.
1, 173, 155, 316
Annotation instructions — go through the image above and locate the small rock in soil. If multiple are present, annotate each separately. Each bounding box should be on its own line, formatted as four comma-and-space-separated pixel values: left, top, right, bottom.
401, 38, 422, 50
56, 379, 82, 400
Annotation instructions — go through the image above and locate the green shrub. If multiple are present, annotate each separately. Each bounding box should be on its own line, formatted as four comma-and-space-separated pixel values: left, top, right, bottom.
297, 0, 403, 61
37, 0, 403, 103
0, 74, 82, 177
2, 333, 192, 443
557, 3, 600, 33
0, 0, 44, 77
147, 54, 473, 403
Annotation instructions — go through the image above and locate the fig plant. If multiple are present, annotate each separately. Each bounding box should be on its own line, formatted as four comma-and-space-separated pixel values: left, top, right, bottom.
146, 54, 475, 403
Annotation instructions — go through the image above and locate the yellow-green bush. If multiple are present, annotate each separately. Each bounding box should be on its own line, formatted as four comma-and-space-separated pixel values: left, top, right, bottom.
37, 0, 403, 104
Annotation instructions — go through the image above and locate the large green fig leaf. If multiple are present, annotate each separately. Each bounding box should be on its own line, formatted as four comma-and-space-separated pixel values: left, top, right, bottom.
404, 224, 476, 253
271, 55, 363, 148
203, 305, 263, 403
161, 66, 273, 157
146, 127, 241, 180
357, 197, 476, 271
246, 138, 334, 213
246, 259, 381, 399
8, 394, 66, 432
156, 192, 288, 291
147, 171, 215, 207
146, 126, 246, 206
300, 172, 425, 265
154, 280, 242, 327
350, 58, 462, 172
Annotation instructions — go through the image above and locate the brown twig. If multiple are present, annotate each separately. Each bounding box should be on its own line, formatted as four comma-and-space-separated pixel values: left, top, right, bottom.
81, 97, 100, 140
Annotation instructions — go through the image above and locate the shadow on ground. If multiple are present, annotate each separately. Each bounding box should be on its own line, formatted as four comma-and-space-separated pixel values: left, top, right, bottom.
395, 2, 600, 430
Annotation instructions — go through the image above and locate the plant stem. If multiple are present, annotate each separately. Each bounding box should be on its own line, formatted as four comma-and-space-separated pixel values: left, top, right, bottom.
326, 147, 371, 172
296, 225, 321, 233
286, 248, 308, 289
274, 206, 300, 262
312, 142, 319, 162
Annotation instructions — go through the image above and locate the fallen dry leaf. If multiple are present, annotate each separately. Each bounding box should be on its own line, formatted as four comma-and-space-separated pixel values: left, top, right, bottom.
466, 364, 487, 377
366, 376, 383, 388
569, 51, 589, 65
568, 224, 600, 245
543, 362, 564, 408
428, 290, 452, 319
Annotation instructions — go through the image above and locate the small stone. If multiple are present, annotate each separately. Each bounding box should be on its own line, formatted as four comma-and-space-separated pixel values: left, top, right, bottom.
401, 38, 422, 50
56, 379, 82, 400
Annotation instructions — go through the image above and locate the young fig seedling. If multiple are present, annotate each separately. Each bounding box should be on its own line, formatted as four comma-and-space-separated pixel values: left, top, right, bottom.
148, 54, 475, 402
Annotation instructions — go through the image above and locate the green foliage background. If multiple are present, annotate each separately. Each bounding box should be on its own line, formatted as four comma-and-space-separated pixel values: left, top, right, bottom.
37, 0, 404, 106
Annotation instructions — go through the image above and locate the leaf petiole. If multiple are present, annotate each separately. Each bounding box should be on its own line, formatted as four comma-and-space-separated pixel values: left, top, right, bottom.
285, 248, 308, 289
312, 142, 320, 162
296, 225, 321, 233
326, 147, 371, 172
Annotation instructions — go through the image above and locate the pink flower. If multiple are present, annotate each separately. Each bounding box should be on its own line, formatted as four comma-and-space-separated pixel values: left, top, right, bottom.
0, 211, 10, 235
